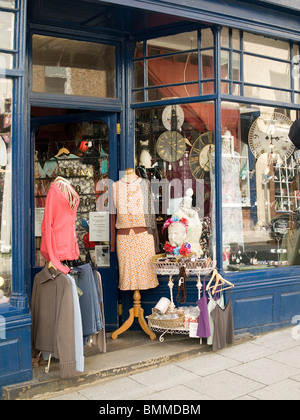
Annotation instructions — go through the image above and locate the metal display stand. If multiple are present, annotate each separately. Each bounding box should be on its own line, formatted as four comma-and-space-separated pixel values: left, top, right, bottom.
148, 257, 216, 342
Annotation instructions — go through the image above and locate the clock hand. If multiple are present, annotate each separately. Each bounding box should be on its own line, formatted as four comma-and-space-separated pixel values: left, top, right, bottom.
203, 158, 210, 170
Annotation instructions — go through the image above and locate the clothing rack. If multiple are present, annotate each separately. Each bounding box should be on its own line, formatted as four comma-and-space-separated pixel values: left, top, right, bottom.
32, 259, 106, 377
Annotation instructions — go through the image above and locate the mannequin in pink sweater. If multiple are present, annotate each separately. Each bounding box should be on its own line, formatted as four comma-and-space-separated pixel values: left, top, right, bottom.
40, 177, 80, 274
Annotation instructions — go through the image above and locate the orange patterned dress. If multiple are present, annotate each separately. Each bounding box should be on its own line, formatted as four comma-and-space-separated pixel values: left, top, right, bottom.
113, 178, 158, 291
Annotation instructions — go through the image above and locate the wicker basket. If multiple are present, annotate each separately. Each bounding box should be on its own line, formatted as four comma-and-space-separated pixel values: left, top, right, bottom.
147, 312, 185, 329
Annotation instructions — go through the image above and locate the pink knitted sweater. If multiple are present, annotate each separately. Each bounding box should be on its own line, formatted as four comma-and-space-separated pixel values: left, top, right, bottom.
40, 183, 80, 274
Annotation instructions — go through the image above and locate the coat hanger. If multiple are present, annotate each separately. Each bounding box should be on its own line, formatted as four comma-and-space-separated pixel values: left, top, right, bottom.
55, 147, 70, 157
206, 268, 218, 290
206, 269, 234, 295
48, 261, 57, 270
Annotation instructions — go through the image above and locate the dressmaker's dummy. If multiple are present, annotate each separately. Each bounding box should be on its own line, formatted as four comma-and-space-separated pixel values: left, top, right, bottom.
209, 131, 244, 257
111, 168, 157, 340
139, 140, 152, 168
53, 176, 79, 210
172, 188, 203, 257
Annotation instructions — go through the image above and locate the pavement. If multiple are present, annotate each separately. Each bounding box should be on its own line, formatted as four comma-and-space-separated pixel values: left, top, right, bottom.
4, 324, 300, 400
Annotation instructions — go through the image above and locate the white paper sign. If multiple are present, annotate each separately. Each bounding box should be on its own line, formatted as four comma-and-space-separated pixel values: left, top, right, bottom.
89, 211, 109, 242
95, 245, 110, 267
35, 208, 45, 237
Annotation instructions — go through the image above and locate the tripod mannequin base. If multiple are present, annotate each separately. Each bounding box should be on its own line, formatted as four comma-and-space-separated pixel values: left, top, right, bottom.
111, 289, 156, 340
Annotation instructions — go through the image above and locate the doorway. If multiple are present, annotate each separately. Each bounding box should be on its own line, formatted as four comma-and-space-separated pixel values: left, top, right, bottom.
30, 107, 119, 329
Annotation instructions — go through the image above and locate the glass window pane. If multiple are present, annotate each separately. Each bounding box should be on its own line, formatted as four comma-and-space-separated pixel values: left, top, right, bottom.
201, 28, 213, 49
221, 27, 229, 48
147, 31, 198, 56
0, 79, 12, 304
221, 102, 300, 271
243, 32, 290, 60
232, 52, 240, 81
0, 0, 15, 8
0, 52, 13, 69
32, 35, 116, 98
221, 50, 229, 80
232, 29, 240, 50
0, 12, 14, 50
147, 53, 198, 87
134, 102, 215, 261
292, 44, 300, 93
134, 60, 144, 89
244, 54, 291, 91
135, 42, 143, 58
202, 50, 214, 79
147, 83, 199, 102
244, 85, 291, 103
133, 89, 144, 103
34, 118, 110, 267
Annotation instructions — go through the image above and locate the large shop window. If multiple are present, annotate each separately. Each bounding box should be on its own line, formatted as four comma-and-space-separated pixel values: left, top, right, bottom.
32, 35, 116, 99
34, 118, 110, 268
135, 102, 217, 258
221, 103, 300, 271
0, 79, 12, 304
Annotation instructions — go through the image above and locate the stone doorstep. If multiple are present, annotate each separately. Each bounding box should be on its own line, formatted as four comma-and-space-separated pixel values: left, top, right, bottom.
1, 332, 253, 401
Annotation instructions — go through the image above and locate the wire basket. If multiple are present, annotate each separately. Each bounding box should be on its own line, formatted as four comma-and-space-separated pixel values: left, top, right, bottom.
147, 313, 185, 329
151, 254, 216, 275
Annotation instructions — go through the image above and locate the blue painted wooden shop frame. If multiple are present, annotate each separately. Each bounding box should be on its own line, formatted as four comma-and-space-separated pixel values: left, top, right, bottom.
0, 0, 33, 397
1, 0, 300, 396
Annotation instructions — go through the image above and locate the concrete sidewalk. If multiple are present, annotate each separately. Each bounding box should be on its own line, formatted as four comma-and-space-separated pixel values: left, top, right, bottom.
41, 325, 300, 400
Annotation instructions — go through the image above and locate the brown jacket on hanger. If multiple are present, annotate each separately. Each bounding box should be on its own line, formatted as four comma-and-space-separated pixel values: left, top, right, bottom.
31, 265, 76, 378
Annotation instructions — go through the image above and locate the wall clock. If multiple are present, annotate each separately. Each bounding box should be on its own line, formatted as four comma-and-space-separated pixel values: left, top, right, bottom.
156, 131, 186, 162
162, 105, 184, 131
248, 112, 294, 160
189, 131, 215, 179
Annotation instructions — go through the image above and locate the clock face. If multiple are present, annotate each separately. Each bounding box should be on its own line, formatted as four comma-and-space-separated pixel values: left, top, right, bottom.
189, 131, 215, 179
248, 112, 295, 160
156, 131, 186, 162
162, 105, 185, 131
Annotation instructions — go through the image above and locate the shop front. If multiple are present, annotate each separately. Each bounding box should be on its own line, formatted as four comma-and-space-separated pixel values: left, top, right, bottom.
1, 0, 300, 395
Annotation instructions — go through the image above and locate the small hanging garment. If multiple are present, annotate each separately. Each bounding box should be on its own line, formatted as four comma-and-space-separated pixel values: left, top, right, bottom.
196, 284, 211, 338
211, 298, 234, 351
207, 290, 224, 345
176, 265, 187, 304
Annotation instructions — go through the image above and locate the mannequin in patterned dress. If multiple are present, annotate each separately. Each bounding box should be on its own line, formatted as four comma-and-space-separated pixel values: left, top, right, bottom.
111, 168, 157, 340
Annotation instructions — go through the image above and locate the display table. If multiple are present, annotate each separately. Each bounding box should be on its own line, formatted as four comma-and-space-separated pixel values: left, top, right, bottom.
147, 255, 216, 341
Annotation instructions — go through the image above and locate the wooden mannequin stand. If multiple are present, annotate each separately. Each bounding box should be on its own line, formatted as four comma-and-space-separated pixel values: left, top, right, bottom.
111, 289, 156, 340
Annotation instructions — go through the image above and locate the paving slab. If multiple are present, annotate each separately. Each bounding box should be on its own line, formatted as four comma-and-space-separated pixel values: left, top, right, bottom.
175, 352, 240, 376
217, 341, 279, 363
184, 370, 264, 400
249, 378, 300, 400
228, 357, 300, 385
129, 364, 199, 392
